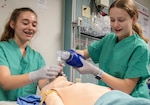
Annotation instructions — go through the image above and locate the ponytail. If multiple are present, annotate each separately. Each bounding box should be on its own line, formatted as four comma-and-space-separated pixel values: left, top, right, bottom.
133, 23, 149, 43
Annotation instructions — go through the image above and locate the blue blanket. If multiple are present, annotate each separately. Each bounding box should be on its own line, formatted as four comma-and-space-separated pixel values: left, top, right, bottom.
17, 94, 45, 105
95, 90, 150, 105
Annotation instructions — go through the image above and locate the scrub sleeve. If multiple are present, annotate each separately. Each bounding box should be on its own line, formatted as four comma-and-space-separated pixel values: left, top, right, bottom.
88, 33, 150, 98
94, 90, 150, 105
0, 39, 45, 101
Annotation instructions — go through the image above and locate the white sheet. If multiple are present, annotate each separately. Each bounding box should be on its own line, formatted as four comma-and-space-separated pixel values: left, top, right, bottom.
0, 101, 18, 105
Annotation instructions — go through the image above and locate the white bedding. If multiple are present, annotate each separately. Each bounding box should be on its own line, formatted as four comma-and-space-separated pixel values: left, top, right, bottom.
0, 101, 18, 105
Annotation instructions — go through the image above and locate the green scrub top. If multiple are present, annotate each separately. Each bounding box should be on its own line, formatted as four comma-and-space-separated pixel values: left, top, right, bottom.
88, 32, 150, 99
0, 39, 45, 101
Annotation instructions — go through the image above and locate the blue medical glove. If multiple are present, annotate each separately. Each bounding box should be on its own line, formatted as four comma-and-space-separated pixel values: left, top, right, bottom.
66, 49, 85, 67
29, 65, 62, 82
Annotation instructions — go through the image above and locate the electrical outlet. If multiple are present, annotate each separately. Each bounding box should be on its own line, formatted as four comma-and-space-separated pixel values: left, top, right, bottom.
82, 5, 91, 18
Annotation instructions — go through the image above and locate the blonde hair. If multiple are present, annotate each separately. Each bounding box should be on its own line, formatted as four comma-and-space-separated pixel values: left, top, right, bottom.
0, 7, 37, 41
109, 0, 149, 43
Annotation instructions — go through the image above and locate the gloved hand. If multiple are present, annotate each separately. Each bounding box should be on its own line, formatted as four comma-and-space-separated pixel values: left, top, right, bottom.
74, 57, 102, 76
29, 65, 62, 82
57, 70, 66, 77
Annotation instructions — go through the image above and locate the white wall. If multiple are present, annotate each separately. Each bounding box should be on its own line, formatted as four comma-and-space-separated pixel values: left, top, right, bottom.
135, 0, 150, 17
0, 0, 64, 64
135, 0, 150, 47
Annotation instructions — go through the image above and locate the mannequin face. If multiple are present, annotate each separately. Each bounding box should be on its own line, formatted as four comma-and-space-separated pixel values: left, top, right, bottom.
41, 76, 73, 92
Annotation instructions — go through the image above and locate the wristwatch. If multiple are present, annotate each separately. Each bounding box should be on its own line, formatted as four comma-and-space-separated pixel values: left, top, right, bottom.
95, 70, 103, 80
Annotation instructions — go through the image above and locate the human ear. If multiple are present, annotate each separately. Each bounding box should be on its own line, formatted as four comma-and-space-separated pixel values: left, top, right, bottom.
132, 16, 137, 24
9, 20, 15, 29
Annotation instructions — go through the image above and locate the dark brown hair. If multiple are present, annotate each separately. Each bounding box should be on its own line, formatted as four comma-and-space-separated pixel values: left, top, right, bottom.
109, 0, 149, 43
0, 7, 37, 41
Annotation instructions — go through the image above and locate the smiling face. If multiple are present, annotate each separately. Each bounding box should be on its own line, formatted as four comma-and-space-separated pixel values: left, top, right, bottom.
109, 7, 135, 41
10, 11, 37, 43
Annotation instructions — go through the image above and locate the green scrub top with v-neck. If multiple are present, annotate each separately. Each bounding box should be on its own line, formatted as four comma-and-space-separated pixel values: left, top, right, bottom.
0, 39, 45, 101
88, 32, 150, 99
